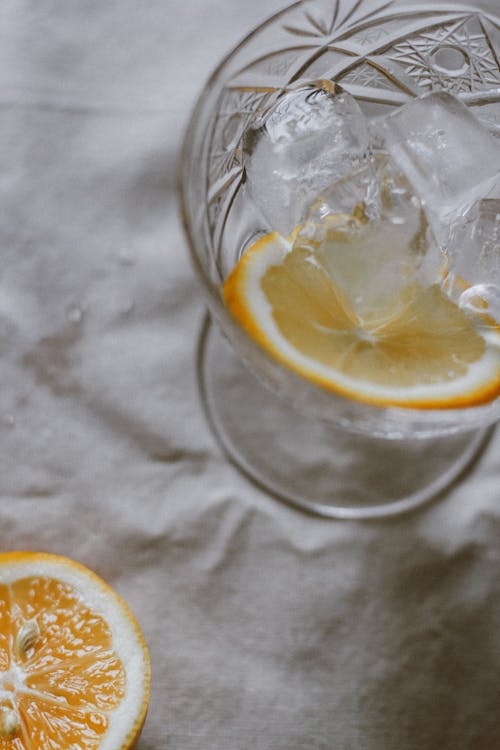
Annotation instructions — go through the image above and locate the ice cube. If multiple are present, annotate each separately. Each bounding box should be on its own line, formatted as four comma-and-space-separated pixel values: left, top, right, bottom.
243, 82, 370, 236
293, 154, 441, 318
447, 195, 500, 322
374, 92, 500, 245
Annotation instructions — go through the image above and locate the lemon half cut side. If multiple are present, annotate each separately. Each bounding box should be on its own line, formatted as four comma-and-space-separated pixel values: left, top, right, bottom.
223, 232, 500, 409
0, 552, 151, 750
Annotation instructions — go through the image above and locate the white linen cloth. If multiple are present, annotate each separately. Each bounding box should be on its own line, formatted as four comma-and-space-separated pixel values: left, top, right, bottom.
0, 1, 499, 748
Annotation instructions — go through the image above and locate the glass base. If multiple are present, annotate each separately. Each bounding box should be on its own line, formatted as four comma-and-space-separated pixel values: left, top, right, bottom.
197, 316, 493, 520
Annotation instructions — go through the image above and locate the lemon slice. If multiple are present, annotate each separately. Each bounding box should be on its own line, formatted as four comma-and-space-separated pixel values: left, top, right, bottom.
223, 232, 500, 409
0, 551, 150, 750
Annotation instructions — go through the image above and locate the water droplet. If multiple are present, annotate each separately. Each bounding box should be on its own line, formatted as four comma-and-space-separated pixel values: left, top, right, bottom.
118, 250, 135, 267
66, 305, 84, 324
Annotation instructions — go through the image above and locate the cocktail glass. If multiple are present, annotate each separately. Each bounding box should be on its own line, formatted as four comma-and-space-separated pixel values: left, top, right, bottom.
180, 0, 500, 519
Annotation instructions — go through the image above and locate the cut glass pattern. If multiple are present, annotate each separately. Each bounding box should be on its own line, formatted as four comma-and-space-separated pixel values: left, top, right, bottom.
205, 1, 500, 249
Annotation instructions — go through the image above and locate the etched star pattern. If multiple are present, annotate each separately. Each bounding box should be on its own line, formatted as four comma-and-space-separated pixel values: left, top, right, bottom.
390, 14, 500, 95
209, 89, 273, 189
341, 62, 402, 92
204, 6, 500, 242
284, 0, 394, 41
357, 26, 390, 45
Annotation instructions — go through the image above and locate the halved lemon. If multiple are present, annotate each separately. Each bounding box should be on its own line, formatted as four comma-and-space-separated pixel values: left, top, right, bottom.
0, 552, 150, 750
223, 232, 500, 409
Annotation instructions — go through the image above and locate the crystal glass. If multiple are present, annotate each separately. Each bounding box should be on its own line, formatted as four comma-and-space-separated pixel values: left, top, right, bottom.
180, 0, 500, 518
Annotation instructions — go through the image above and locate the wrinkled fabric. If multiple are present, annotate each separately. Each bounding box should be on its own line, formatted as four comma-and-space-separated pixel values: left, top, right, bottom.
0, 2, 499, 749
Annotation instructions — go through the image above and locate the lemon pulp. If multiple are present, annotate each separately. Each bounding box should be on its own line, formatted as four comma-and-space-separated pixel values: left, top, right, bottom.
224, 233, 500, 409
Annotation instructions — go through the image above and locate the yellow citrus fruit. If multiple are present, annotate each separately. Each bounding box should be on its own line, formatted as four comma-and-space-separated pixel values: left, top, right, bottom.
223, 232, 500, 409
0, 552, 150, 750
